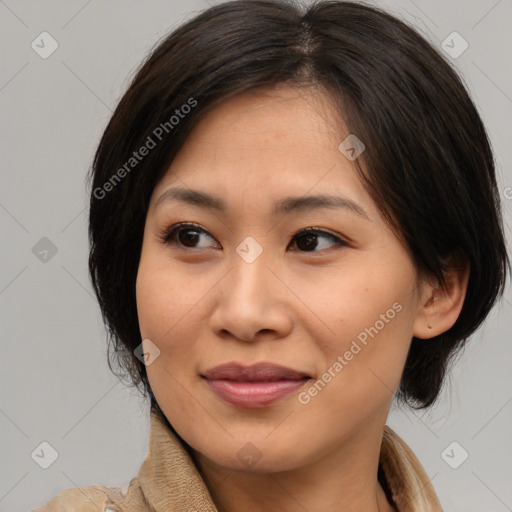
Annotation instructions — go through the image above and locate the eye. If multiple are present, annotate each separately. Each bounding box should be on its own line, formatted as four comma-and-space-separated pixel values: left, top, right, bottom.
289, 227, 348, 252
157, 223, 348, 252
157, 222, 218, 249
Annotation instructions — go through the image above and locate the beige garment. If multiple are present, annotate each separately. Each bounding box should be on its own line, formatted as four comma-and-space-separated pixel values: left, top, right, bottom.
33, 407, 443, 511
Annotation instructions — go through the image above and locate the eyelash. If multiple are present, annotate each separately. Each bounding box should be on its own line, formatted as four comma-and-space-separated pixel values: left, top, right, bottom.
156, 222, 349, 253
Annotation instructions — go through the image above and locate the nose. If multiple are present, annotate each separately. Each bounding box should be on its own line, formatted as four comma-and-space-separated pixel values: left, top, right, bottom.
209, 247, 293, 343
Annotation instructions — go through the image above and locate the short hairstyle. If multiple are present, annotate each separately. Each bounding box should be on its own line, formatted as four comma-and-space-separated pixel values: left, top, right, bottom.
87, 0, 510, 411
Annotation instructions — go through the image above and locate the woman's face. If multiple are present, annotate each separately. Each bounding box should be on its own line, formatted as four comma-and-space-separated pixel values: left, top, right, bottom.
136, 84, 429, 472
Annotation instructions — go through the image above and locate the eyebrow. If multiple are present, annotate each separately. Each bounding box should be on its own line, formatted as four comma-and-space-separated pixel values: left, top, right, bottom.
155, 187, 369, 220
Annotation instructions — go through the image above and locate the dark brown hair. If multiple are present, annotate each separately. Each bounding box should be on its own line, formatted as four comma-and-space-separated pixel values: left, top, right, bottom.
87, 0, 510, 410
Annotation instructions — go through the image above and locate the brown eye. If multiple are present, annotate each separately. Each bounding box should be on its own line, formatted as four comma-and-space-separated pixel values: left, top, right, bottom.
158, 223, 217, 249
290, 228, 347, 252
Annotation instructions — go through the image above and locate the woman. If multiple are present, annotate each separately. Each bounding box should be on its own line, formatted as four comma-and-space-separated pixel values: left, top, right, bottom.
35, 0, 509, 510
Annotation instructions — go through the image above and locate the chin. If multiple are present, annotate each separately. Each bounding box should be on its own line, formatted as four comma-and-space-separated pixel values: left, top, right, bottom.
198, 436, 309, 473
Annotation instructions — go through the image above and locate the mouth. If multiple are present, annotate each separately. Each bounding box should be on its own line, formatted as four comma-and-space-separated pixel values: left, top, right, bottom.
201, 362, 312, 408
201, 362, 311, 381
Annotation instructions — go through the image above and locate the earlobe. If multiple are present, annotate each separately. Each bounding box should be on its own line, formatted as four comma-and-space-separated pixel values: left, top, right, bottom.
413, 254, 470, 340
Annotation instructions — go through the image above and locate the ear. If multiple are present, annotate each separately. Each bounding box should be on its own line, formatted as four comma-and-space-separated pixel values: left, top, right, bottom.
413, 251, 470, 340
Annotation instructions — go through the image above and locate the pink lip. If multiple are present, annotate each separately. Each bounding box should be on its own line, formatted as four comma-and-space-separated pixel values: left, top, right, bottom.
204, 378, 309, 408
201, 362, 312, 408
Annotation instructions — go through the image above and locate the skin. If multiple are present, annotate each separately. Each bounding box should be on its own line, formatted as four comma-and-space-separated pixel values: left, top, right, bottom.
135, 83, 469, 512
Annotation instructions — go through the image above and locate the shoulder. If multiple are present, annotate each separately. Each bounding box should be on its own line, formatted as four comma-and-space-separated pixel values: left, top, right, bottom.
32, 484, 128, 512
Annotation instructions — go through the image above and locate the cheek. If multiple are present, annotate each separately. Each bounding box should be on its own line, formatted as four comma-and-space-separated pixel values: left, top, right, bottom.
136, 251, 205, 341
308, 261, 410, 343
136, 258, 206, 418
307, 264, 415, 395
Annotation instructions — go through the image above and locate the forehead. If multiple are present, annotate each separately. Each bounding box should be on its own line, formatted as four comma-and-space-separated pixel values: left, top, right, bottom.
184, 84, 343, 153
150, 84, 374, 218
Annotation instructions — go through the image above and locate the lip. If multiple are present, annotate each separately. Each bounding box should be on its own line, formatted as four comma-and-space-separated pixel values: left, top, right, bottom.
201, 362, 311, 408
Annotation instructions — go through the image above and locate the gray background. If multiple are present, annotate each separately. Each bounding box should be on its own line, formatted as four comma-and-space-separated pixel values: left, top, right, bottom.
1, 0, 511, 510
